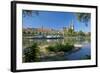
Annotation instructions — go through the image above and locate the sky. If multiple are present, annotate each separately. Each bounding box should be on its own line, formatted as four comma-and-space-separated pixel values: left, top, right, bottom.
22, 10, 91, 32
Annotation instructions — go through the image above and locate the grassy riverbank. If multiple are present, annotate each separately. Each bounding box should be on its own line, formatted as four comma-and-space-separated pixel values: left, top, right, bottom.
23, 42, 75, 62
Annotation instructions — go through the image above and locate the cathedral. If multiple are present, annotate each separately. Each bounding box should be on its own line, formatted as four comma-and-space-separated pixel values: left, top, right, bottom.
63, 20, 74, 32
69, 20, 74, 30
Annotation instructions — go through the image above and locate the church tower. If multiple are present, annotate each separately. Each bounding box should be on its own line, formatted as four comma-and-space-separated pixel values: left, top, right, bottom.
70, 20, 74, 30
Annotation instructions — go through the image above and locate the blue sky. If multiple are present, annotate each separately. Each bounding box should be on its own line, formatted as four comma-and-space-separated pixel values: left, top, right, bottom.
22, 10, 91, 32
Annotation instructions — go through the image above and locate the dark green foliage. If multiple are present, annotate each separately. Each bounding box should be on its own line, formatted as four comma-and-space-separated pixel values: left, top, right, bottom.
46, 46, 57, 52
76, 13, 90, 26
78, 30, 85, 36
46, 43, 74, 52
23, 10, 39, 17
23, 43, 40, 62
62, 43, 74, 52
67, 28, 74, 35
46, 44, 62, 52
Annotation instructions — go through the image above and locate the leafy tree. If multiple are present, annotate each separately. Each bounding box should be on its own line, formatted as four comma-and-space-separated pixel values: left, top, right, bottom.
23, 31, 26, 35
67, 28, 74, 36
23, 10, 39, 17
76, 13, 91, 26
78, 30, 85, 36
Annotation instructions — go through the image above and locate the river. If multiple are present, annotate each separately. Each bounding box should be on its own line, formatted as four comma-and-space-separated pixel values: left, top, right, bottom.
64, 43, 91, 60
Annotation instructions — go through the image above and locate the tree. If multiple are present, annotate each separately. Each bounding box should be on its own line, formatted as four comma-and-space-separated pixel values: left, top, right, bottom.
67, 28, 74, 36
76, 13, 90, 26
78, 30, 85, 36
23, 10, 39, 17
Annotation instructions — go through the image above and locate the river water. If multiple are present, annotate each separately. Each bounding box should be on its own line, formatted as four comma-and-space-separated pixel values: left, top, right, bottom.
64, 43, 91, 60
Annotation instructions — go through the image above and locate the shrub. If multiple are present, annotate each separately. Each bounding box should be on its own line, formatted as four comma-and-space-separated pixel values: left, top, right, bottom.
23, 43, 40, 62
46, 43, 74, 53
61, 43, 74, 52
46, 45, 60, 52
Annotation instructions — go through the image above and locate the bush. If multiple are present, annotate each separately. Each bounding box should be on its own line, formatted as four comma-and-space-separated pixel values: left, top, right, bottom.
46, 46, 56, 52
46, 45, 60, 52
46, 43, 74, 53
61, 43, 74, 52
23, 43, 40, 62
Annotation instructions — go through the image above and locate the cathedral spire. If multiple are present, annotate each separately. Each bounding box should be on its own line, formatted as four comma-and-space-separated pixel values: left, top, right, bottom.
70, 20, 74, 30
